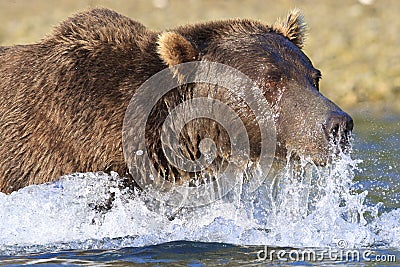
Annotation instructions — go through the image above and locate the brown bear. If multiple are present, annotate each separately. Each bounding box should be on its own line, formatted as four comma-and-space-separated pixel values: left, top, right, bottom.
0, 8, 353, 194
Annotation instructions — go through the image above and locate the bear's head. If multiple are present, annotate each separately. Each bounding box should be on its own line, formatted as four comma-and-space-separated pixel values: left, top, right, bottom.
138, 10, 353, 185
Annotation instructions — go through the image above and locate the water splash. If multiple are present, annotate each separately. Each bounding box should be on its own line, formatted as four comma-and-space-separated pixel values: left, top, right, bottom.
0, 151, 398, 255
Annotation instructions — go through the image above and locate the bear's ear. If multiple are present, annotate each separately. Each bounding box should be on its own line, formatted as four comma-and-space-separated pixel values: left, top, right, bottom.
272, 9, 307, 48
157, 32, 197, 66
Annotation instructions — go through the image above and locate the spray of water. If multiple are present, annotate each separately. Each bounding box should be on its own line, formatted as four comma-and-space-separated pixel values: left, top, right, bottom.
0, 140, 398, 255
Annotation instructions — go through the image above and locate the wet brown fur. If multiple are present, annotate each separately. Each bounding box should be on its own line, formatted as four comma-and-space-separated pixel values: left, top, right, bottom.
0, 8, 346, 193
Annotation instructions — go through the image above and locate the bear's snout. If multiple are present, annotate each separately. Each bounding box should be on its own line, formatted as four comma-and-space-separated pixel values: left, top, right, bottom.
323, 111, 354, 150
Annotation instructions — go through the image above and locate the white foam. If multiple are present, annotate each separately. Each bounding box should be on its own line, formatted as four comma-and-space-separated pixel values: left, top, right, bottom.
0, 154, 398, 254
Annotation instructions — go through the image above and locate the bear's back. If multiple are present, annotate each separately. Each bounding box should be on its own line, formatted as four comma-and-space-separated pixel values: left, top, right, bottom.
0, 9, 163, 193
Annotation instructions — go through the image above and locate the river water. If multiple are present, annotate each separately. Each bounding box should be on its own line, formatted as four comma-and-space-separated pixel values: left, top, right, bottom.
0, 115, 398, 266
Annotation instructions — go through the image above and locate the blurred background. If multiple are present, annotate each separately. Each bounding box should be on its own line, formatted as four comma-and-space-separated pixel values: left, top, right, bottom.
0, 0, 399, 117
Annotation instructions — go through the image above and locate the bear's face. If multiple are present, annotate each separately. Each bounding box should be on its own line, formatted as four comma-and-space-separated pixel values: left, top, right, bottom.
209, 32, 353, 164
203, 33, 335, 164
156, 10, 353, 166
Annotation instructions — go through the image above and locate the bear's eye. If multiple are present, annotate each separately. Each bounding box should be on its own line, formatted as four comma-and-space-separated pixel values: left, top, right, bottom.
313, 78, 320, 90
312, 70, 322, 90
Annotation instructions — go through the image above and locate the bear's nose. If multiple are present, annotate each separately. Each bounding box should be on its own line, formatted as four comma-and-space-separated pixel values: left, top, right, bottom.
323, 111, 354, 142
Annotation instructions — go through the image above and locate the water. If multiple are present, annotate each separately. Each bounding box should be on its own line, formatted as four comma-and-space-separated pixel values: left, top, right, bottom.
0, 115, 399, 266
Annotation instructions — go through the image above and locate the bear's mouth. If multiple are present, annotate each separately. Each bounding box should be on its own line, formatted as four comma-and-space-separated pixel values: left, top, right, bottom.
274, 128, 353, 167
327, 128, 353, 154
